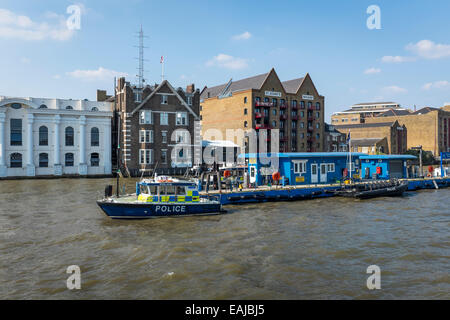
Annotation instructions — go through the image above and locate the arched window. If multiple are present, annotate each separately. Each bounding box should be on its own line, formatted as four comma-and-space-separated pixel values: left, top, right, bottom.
10, 153, 22, 168
65, 153, 74, 167
90, 153, 99, 167
244, 97, 247, 104
316, 102, 321, 110
39, 104, 48, 109
66, 106, 73, 110
91, 127, 99, 147
300, 101, 305, 109
91, 107, 99, 111
39, 153, 48, 167
65, 127, 74, 146
39, 126, 48, 146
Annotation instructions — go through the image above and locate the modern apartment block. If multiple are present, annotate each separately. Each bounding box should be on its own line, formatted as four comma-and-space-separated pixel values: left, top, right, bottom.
0, 95, 113, 178
200, 68, 325, 153
106, 78, 200, 176
365, 106, 450, 156
334, 121, 407, 154
331, 102, 410, 124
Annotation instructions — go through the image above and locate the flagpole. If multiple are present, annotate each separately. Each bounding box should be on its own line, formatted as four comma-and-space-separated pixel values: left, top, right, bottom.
161, 56, 164, 82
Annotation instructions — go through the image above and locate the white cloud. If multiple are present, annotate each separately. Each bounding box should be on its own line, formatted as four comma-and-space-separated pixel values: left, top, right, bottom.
422, 81, 450, 91
232, 31, 251, 40
0, 8, 75, 41
381, 56, 416, 63
67, 67, 128, 81
364, 67, 381, 74
406, 40, 450, 60
382, 86, 408, 94
206, 54, 248, 70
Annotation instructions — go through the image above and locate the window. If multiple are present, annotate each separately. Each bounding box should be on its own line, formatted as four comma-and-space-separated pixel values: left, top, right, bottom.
91, 127, 99, 147
293, 161, 307, 174
39, 153, 48, 168
300, 122, 304, 128
91, 107, 99, 111
280, 99, 285, 106
160, 112, 168, 125
39, 104, 47, 109
300, 111, 304, 117
291, 121, 297, 129
244, 97, 247, 104
10, 119, 22, 146
161, 150, 168, 164
10, 153, 22, 168
255, 97, 261, 102
140, 110, 152, 124
39, 126, 48, 146
134, 91, 142, 102
308, 102, 312, 109
65, 153, 74, 167
66, 106, 73, 110
316, 102, 321, 110
327, 163, 335, 172
139, 149, 153, 165
161, 95, 168, 104
300, 132, 305, 138
300, 101, 305, 109
162, 131, 167, 143
316, 123, 320, 129
244, 121, 248, 128
187, 96, 192, 105
272, 109, 277, 115
316, 112, 320, 118
11, 103, 22, 109
175, 130, 189, 143
65, 127, 74, 146
176, 112, 188, 125
139, 130, 153, 143
244, 108, 248, 115
292, 100, 297, 107
272, 98, 277, 106
90, 153, 100, 167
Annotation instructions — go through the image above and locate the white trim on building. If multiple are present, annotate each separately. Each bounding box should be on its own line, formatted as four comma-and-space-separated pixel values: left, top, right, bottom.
0, 96, 113, 178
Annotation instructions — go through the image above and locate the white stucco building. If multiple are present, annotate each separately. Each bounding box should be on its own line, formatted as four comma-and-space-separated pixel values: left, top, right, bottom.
0, 96, 113, 178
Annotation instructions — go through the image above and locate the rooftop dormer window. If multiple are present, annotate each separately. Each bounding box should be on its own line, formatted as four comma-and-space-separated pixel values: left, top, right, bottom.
66, 106, 73, 110
39, 104, 47, 109
91, 107, 99, 111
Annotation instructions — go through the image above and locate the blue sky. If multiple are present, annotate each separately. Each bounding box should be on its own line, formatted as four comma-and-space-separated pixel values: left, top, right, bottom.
1, 0, 449, 121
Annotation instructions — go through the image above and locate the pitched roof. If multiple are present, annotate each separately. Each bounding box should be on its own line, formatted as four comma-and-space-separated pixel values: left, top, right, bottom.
411, 107, 440, 115
201, 72, 269, 100
281, 78, 304, 94
376, 109, 412, 117
334, 122, 395, 129
350, 138, 385, 147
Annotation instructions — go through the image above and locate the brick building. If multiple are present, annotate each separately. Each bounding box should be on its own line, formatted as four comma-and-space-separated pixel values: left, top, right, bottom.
331, 102, 410, 125
324, 123, 347, 152
365, 106, 450, 156
334, 121, 407, 154
105, 78, 200, 176
200, 68, 325, 153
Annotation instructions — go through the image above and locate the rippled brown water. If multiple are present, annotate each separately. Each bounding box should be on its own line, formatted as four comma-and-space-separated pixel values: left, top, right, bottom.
0, 178, 449, 299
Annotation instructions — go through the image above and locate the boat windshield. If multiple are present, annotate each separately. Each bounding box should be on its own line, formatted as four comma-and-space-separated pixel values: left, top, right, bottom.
139, 184, 157, 195
158, 185, 186, 195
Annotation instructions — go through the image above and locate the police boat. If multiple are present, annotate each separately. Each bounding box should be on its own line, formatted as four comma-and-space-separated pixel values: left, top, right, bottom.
97, 176, 224, 219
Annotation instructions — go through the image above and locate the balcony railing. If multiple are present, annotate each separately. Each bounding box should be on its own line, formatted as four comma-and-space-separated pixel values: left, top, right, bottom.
279, 104, 288, 109
255, 112, 262, 119
255, 124, 271, 130
307, 126, 314, 131
255, 101, 273, 107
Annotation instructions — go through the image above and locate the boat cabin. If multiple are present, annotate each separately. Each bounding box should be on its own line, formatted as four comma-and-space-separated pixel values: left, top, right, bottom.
359, 155, 417, 179
136, 177, 200, 203
240, 152, 367, 186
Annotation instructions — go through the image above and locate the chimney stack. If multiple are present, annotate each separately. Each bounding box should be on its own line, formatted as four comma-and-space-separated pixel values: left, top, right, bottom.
186, 84, 195, 94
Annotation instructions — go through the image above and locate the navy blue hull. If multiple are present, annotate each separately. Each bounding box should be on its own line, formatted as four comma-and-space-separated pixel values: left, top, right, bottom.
97, 201, 223, 219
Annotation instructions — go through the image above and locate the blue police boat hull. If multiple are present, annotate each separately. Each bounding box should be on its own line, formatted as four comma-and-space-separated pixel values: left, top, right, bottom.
97, 200, 224, 219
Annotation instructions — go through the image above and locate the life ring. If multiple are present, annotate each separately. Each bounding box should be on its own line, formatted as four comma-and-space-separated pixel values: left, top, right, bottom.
272, 172, 281, 181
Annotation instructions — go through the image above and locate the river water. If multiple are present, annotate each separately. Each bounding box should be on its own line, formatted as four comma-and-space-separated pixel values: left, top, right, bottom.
0, 178, 448, 299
